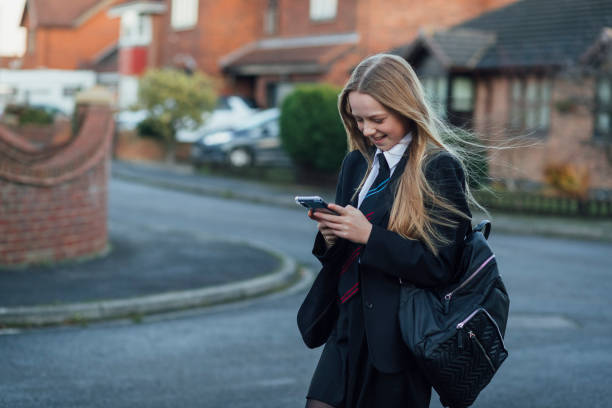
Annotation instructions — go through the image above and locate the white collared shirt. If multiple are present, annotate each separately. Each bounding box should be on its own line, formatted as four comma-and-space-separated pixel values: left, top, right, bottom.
358, 133, 412, 208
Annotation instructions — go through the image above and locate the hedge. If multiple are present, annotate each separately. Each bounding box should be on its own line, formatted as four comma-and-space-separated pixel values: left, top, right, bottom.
279, 84, 346, 172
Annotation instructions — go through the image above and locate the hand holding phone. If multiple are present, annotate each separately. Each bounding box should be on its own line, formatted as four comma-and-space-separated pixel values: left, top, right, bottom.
296, 196, 339, 247
294, 196, 338, 215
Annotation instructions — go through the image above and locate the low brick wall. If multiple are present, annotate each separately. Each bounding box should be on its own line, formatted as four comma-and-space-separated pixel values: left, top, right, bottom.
0, 106, 113, 265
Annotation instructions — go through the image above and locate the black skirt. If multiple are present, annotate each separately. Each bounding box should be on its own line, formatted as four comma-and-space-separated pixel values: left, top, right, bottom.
306, 293, 432, 408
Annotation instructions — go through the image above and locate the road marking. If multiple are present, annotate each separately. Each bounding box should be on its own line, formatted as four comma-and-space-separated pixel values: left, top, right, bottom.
256, 378, 296, 387
508, 314, 578, 329
0, 328, 21, 335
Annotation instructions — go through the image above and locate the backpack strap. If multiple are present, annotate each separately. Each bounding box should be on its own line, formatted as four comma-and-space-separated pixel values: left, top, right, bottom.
473, 220, 491, 240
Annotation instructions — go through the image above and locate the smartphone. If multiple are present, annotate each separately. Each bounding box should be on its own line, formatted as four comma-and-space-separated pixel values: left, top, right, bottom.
294, 196, 338, 215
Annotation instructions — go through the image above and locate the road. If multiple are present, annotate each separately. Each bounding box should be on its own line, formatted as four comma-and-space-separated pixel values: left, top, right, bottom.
1, 178, 611, 408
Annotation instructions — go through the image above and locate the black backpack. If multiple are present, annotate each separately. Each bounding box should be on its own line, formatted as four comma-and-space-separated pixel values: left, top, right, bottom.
398, 220, 509, 408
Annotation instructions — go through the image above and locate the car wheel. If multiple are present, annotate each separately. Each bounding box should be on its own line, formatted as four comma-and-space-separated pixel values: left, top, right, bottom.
228, 148, 253, 168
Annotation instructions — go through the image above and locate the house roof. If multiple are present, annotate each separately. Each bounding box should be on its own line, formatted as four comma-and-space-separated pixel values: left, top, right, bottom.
394, 28, 496, 69
396, 0, 612, 70
80, 43, 119, 72
108, 0, 166, 17
221, 33, 359, 76
21, 0, 116, 28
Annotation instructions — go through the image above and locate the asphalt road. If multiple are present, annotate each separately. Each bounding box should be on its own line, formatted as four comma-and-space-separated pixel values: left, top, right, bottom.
1, 178, 611, 408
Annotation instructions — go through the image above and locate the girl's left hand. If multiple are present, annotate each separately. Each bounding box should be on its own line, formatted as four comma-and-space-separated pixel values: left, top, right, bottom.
312, 203, 373, 245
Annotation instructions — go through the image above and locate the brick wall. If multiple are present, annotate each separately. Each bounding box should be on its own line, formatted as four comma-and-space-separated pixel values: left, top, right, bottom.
157, 0, 265, 78
0, 106, 113, 265
356, 0, 517, 56
275, 0, 357, 38
474, 75, 612, 192
21, 4, 120, 69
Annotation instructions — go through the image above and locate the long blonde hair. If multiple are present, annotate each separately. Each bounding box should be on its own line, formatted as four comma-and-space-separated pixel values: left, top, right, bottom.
338, 54, 477, 255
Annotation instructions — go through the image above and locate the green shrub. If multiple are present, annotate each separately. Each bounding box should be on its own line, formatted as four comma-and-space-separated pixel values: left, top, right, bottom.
279, 84, 346, 172
137, 69, 217, 145
136, 117, 169, 141
19, 107, 54, 125
3, 104, 55, 125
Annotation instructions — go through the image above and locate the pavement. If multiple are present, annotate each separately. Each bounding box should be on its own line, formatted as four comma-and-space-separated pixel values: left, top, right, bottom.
1, 159, 610, 328
0, 226, 298, 327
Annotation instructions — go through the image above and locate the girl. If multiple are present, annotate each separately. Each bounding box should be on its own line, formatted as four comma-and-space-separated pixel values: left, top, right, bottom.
298, 53, 475, 408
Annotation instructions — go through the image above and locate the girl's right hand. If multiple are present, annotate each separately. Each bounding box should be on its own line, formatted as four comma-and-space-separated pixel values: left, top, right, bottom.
308, 209, 338, 248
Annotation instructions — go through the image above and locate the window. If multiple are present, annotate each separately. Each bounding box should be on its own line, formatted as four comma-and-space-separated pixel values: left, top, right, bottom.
450, 77, 474, 112
171, 0, 198, 30
120, 12, 151, 46
509, 77, 551, 133
310, 0, 337, 21
63, 86, 82, 97
422, 76, 448, 119
264, 0, 278, 34
27, 29, 35, 53
594, 77, 612, 141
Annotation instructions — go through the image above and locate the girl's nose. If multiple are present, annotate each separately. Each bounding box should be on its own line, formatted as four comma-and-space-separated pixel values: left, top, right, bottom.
363, 125, 375, 136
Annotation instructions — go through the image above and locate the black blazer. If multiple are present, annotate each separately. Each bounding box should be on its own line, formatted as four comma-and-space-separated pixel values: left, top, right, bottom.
297, 148, 472, 373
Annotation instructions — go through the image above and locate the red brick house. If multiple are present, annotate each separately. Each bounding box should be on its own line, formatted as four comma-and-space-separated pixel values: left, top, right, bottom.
19, 0, 121, 71
220, 0, 517, 107
111, 0, 519, 107
108, 0, 265, 107
396, 0, 612, 196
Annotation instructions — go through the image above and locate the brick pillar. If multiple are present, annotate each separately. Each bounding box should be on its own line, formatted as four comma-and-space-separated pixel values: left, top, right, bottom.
0, 87, 114, 266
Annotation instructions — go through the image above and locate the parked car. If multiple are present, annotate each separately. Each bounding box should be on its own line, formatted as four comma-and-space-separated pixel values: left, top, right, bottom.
114, 109, 148, 132
175, 95, 256, 143
190, 108, 291, 168
114, 95, 255, 137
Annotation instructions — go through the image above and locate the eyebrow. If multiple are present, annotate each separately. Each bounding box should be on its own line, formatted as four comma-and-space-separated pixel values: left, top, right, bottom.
352, 112, 387, 119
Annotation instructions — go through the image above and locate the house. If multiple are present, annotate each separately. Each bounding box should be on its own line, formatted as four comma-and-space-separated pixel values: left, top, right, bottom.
110, 0, 520, 108
107, 0, 167, 108
19, 0, 121, 71
108, 0, 265, 108
395, 0, 612, 196
220, 0, 517, 108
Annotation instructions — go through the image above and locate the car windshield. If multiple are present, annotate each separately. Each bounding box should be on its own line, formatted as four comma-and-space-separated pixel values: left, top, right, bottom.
235, 108, 279, 131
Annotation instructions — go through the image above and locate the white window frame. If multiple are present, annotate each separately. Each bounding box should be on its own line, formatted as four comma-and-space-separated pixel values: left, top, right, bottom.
120, 11, 152, 46
310, 0, 337, 21
171, 0, 199, 30
509, 77, 551, 133
422, 76, 448, 119
450, 77, 474, 113
264, 0, 278, 34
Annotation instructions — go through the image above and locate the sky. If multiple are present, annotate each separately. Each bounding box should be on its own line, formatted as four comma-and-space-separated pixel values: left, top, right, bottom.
0, 0, 26, 56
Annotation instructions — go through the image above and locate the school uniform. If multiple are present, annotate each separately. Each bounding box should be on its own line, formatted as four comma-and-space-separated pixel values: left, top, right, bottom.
298, 139, 472, 408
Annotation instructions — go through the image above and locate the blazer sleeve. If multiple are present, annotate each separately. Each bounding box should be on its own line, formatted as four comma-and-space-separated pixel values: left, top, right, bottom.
311, 151, 356, 265
359, 152, 472, 288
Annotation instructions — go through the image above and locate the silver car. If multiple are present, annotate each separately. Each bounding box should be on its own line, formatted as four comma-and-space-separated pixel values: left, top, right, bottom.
190, 108, 291, 168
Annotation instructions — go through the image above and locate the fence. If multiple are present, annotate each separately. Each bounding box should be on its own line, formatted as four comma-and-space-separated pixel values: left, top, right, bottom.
473, 190, 612, 218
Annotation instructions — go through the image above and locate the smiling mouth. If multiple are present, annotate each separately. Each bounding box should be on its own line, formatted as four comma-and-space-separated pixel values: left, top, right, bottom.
372, 135, 386, 142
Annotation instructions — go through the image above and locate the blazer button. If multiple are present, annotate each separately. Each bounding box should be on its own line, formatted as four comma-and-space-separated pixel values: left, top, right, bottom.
366, 302, 373, 309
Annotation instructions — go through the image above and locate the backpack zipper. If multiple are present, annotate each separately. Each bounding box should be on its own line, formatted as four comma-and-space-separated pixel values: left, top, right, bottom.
456, 307, 507, 351
468, 330, 496, 372
444, 254, 496, 305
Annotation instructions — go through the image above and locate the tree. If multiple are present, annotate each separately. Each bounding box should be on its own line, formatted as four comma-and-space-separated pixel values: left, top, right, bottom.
137, 69, 217, 159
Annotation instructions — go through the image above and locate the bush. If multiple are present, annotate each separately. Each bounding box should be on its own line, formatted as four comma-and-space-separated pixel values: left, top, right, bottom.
136, 117, 169, 141
3, 104, 54, 125
20, 107, 55, 125
543, 162, 590, 199
280, 84, 346, 172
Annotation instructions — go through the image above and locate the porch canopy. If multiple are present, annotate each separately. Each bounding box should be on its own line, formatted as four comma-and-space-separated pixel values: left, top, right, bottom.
220, 33, 358, 76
